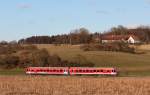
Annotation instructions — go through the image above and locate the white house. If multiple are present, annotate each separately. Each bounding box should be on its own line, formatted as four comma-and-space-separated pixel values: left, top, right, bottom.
127, 36, 141, 44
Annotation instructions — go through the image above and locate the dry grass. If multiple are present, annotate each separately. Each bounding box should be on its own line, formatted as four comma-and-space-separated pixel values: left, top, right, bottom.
36, 44, 150, 76
36, 44, 150, 66
137, 45, 150, 51
0, 76, 150, 95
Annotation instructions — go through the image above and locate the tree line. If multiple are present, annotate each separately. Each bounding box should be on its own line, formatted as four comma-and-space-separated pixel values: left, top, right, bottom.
18, 28, 95, 45
1, 25, 150, 45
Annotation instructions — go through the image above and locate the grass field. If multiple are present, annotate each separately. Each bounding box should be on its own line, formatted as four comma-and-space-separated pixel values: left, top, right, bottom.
0, 68, 24, 75
36, 44, 150, 76
0, 76, 150, 95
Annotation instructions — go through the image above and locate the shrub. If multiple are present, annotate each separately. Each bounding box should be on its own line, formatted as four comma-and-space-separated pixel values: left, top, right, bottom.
0, 44, 95, 69
0, 55, 20, 69
80, 43, 135, 53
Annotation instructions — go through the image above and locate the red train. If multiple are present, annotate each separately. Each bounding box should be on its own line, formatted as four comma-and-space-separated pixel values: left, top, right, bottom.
26, 67, 117, 76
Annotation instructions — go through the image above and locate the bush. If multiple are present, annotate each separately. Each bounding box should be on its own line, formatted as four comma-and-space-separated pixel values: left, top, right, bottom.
0, 44, 95, 69
0, 55, 20, 69
80, 43, 135, 53
23, 45, 38, 50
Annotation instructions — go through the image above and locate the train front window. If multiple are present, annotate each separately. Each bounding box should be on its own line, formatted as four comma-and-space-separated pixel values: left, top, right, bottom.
113, 70, 116, 72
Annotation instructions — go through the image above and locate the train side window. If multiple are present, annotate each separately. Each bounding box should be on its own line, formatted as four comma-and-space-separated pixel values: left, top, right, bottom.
97, 70, 100, 72
107, 70, 110, 72
76, 70, 78, 72
71, 70, 74, 72
86, 70, 89, 72
60, 69, 63, 72
94, 70, 96, 72
79, 70, 82, 72
100, 70, 103, 72
90, 70, 93, 72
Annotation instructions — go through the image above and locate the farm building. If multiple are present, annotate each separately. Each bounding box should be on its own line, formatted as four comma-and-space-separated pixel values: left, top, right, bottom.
101, 35, 141, 44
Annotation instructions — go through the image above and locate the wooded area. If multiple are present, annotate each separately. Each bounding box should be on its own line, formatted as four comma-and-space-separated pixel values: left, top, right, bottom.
15, 25, 150, 44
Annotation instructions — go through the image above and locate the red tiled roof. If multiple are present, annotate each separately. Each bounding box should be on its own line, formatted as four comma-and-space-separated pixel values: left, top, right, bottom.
102, 35, 139, 40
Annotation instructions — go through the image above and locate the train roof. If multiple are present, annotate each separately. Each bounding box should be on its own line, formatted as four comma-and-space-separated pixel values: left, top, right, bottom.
27, 67, 116, 69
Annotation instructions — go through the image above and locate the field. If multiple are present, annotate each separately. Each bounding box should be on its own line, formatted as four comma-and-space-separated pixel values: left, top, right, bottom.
0, 76, 150, 95
36, 44, 150, 76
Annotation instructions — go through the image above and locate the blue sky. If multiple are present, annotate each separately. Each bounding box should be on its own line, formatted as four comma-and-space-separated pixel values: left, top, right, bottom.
0, 0, 150, 41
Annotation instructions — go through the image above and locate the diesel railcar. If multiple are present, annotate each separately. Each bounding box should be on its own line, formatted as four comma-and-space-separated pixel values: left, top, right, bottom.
26, 67, 117, 76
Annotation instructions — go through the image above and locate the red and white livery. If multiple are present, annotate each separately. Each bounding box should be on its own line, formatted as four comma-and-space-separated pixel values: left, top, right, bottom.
26, 67, 117, 76
26, 67, 69, 75
69, 67, 117, 75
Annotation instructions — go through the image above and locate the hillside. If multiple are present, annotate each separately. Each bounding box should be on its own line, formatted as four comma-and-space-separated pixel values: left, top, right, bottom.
37, 44, 150, 76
